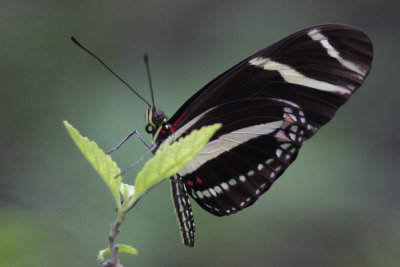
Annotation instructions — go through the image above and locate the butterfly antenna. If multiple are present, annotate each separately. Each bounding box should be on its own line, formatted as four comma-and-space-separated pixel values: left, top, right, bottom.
71, 36, 151, 107
144, 54, 156, 108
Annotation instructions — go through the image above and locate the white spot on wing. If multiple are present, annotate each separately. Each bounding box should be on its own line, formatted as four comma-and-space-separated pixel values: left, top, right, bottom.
221, 182, 229, 190
203, 190, 211, 198
280, 143, 291, 149
209, 188, 217, 197
266, 158, 274, 164
289, 114, 297, 122
276, 149, 283, 157
284, 107, 293, 113
214, 186, 222, 194
228, 178, 237, 186
257, 164, 264, 171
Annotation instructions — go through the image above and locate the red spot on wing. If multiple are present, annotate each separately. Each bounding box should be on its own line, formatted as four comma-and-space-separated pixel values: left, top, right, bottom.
195, 177, 203, 184
170, 109, 189, 133
187, 180, 194, 187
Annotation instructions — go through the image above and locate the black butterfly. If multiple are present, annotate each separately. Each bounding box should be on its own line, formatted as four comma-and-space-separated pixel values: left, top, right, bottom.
142, 24, 373, 247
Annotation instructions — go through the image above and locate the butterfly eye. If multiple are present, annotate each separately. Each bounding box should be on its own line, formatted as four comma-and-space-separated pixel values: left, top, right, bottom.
145, 124, 155, 134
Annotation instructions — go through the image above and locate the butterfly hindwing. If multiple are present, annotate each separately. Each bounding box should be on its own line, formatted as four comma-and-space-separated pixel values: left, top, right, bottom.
174, 98, 308, 216
170, 174, 195, 247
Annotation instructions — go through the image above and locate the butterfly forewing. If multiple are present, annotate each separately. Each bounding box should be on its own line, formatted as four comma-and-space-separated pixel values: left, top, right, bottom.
167, 24, 372, 138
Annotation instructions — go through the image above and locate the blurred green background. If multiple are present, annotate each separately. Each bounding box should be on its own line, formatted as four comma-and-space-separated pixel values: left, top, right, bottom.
1, 0, 399, 266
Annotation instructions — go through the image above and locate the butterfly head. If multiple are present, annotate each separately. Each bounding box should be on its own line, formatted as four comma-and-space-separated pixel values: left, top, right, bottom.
145, 107, 169, 140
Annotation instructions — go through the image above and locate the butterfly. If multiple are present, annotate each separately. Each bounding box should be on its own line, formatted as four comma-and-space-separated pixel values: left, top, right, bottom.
141, 24, 373, 247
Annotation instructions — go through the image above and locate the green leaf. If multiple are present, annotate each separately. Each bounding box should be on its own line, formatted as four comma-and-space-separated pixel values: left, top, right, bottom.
131, 123, 221, 205
97, 248, 108, 262
97, 244, 138, 261
120, 183, 135, 207
63, 121, 122, 209
116, 244, 138, 255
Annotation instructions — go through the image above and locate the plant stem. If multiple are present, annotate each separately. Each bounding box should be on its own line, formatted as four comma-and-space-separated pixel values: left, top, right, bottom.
100, 217, 124, 267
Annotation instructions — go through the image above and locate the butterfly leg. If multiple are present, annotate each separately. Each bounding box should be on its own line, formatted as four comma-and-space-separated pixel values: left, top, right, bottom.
118, 145, 156, 176
106, 130, 150, 154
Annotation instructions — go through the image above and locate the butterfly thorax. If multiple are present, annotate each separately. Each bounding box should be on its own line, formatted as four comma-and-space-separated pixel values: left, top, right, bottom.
145, 107, 171, 144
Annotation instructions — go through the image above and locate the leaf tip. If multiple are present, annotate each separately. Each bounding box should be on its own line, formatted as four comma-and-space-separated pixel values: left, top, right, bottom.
63, 120, 71, 127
